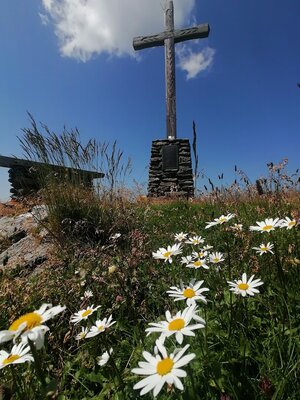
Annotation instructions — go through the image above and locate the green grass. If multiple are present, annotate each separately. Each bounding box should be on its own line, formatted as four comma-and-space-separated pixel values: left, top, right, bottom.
0, 194, 299, 399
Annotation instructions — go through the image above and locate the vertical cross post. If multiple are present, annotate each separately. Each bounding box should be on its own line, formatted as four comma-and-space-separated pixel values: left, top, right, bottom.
165, 1, 176, 140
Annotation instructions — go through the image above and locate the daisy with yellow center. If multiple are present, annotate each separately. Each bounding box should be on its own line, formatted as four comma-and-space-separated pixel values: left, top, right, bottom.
145, 305, 205, 344
152, 243, 182, 264
186, 258, 209, 270
192, 250, 208, 259
249, 218, 280, 233
75, 327, 89, 341
227, 273, 264, 297
0, 304, 65, 349
252, 242, 274, 255
205, 213, 235, 229
167, 279, 209, 306
70, 305, 101, 324
209, 252, 225, 264
132, 339, 195, 397
0, 342, 33, 369
174, 232, 188, 242
86, 315, 116, 338
279, 217, 297, 230
185, 235, 205, 245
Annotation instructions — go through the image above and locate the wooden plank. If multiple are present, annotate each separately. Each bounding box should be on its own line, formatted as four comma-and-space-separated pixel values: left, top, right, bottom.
0, 155, 104, 178
133, 23, 210, 51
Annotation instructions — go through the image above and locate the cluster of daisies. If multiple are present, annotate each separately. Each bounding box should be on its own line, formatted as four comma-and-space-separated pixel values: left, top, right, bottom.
0, 304, 65, 369
70, 302, 115, 366
132, 213, 299, 396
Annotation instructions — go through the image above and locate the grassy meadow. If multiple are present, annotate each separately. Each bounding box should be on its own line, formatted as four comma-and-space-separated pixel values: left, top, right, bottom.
0, 182, 299, 399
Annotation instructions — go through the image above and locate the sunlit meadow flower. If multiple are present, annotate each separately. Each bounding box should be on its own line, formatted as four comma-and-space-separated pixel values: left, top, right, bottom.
249, 218, 280, 233
80, 290, 93, 300
185, 235, 205, 245
180, 255, 193, 265
98, 348, 113, 366
0, 343, 33, 369
209, 252, 225, 264
75, 327, 89, 341
86, 315, 116, 338
70, 305, 101, 324
252, 242, 274, 255
192, 250, 208, 259
186, 258, 209, 270
0, 304, 65, 349
228, 273, 264, 297
205, 213, 235, 229
279, 217, 297, 230
132, 339, 195, 397
146, 305, 205, 344
152, 243, 182, 263
167, 279, 209, 305
202, 244, 214, 251
174, 232, 188, 242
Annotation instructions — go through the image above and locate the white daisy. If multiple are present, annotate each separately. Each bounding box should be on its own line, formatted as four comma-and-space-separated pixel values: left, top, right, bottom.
205, 213, 235, 229
70, 305, 101, 325
75, 327, 89, 341
145, 305, 205, 344
185, 236, 205, 245
86, 315, 116, 338
98, 348, 113, 366
180, 255, 193, 265
202, 244, 214, 251
167, 279, 209, 305
132, 339, 195, 397
279, 217, 297, 230
0, 342, 33, 369
152, 244, 182, 264
249, 218, 280, 233
209, 252, 225, 264
192, 250, 208, 259
228, 273, 264, 297
186, 258, 209, 270
0, 304, 65, 349
174, 232, 188, 242
252, 242, 274, 255
80, 290, 93, 300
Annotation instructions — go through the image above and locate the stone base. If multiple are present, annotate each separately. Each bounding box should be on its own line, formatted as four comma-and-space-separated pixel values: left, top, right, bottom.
148, 139, 194, 197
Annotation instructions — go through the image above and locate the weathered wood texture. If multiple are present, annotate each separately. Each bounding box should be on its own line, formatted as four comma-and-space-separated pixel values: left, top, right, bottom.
165, 1, 176, 139
133, 24, 210, 51
0, 155, 104, 198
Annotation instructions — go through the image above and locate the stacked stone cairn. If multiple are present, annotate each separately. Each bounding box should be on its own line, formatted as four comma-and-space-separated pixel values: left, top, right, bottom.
148, 139, 194, 197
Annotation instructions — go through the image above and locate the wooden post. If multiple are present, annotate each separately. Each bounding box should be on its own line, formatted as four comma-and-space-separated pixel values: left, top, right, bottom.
165, 1, 176, 140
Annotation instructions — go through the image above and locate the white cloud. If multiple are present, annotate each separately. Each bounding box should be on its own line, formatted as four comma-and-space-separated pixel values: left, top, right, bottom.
177, 46, 215, 79
41, 0, 196, 62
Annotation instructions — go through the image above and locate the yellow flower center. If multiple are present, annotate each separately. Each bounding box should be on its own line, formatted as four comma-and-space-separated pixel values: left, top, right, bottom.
163, 251, 171, 258
3, 354, 21, 365
219, 217, 226, 223
183, 288, 196, 298
9, 312, 43, 331
194, 261, 202, 267
238, 283, 249, 290
156, 358, 174, 376
261, 247, 268, 252
168, 318, 185, 331
82, 309, 92, 318
288, 221, 296, 227
213, 258, 219, 263
262, 225, 273, 231
98, 325, 104, 331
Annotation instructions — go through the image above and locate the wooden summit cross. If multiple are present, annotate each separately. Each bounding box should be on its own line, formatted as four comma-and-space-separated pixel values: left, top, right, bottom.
133, 0, 210, 139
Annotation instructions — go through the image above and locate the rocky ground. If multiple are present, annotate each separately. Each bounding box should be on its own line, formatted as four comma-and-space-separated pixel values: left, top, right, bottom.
0, 201, 55, 274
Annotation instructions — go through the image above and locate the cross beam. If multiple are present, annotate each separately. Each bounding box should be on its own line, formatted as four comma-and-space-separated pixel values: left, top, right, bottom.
133, 1, 210, 139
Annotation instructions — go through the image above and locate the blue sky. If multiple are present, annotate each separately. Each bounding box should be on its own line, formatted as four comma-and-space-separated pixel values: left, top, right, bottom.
0, 0, 299, 201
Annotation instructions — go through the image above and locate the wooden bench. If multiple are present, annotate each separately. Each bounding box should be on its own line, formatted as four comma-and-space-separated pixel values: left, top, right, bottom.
0, 155, 104, 198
